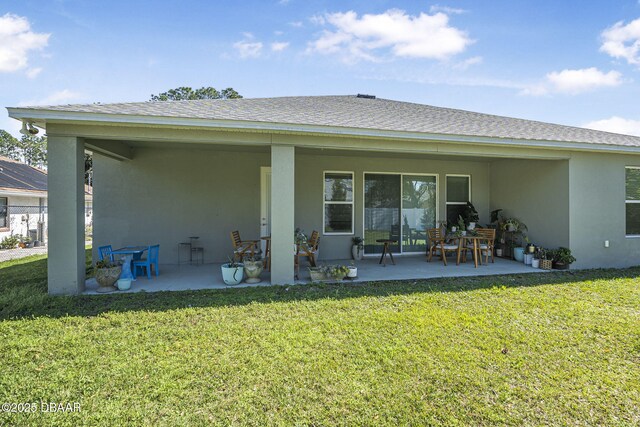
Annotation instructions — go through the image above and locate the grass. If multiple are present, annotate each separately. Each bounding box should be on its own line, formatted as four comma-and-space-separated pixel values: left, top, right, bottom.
0, 254, 639, 426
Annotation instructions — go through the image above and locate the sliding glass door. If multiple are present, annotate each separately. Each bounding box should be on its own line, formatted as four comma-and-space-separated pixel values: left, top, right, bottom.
364, 173, 437, 254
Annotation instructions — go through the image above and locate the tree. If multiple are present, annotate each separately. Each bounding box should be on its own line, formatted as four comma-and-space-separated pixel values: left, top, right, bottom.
150, 86, 242, 101
0, 130, 47, 168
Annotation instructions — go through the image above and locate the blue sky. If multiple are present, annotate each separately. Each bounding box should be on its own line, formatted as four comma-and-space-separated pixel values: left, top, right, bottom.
3, 0, 640, 137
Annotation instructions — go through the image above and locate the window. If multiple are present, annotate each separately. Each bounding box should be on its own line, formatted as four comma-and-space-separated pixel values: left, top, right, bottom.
626, 167, 640, 235
324, 172, 354, 234
0, 197, 7, 229
446, 175, 470, 225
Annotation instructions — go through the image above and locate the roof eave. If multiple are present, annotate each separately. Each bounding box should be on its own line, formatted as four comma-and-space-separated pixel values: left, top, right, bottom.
8, 107, 640, 155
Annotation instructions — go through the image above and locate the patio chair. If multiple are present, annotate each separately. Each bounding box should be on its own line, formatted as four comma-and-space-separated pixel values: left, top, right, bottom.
427, 228, 459, 266
461, 228, 496, 264
230, 230, 260, 261
98, 245, 114, 263
296, 230, 320, 269
132, 244, 160, 279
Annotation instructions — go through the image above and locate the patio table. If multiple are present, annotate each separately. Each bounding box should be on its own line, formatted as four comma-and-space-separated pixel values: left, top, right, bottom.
112, 246, 149, 280
450, 235, 484, 268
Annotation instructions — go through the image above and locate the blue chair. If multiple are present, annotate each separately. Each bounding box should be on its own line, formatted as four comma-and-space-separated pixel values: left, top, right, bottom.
133, 245, 160, 279
98, 245, 114, 262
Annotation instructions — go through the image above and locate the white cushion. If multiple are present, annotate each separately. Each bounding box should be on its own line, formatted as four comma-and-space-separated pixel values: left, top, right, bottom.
441, 244, 459, 250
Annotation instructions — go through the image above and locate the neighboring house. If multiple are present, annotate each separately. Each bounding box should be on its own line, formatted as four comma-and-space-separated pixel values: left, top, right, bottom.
7, 95, 640, 294
0, 156, 48, 243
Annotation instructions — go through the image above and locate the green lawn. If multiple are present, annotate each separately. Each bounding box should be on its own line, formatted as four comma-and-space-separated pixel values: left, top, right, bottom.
1, 254, 639, 426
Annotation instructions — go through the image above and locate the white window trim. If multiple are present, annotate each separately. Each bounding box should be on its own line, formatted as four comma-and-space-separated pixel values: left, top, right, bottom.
625, 166, 640, 237
323, 171, 354, 235
361, 171, 439, 255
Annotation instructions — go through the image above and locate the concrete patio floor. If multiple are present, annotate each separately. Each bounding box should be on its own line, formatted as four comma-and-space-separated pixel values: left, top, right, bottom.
84, 255, 546, 295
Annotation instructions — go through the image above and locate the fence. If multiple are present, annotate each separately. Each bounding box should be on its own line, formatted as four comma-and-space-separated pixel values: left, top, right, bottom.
0, 205, 93, 262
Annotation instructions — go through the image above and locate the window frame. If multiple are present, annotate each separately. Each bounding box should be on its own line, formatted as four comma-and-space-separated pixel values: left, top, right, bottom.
323, 171, 355, 235
445, 174, 471, 224
0, 197, 8, 231
625, 166, 640, 237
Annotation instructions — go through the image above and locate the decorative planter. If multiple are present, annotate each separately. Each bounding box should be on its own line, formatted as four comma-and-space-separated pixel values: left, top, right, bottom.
347, 266, 357, 278
95, 266, 122, 293
554, 262, 570, 270
351, 245, 364, 261
540, 259, 553, 270
309, 268, 327, 282
513, 247, 525, 262
244, 260, 263, 284
117, 278, 132, 291
468, 222, 476, 231
526, 244, 535, 253
496, 248, 503, 257
531, 258, 540, 268
221, 263, 244, 285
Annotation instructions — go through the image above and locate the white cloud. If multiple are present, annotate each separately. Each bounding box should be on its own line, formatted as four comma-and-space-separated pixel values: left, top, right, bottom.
289, 21, 303, 28
233, 39, 263, 58
25, 67, 42, 79
19, 89, 83, 107
271, 41, 290, 52
307, 9, 472, 62
454, 56, 482, 70
583, 116, 640, 136
0, 13, 50, 73
600, 18, 640, 65
278, 0, 291, 4
522, 67, 623, 96
429, 5, 467, 15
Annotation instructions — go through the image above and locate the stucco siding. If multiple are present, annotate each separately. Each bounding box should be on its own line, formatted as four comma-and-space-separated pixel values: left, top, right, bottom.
568, 152, 640, 269
490, 159, 570, 251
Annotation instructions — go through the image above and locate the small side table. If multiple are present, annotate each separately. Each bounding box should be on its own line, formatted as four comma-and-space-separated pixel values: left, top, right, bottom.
376, 239, 398, 266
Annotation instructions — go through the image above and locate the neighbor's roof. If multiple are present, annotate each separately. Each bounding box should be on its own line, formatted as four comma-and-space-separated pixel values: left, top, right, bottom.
8, 95, 640, 148
0, 156, 47, 193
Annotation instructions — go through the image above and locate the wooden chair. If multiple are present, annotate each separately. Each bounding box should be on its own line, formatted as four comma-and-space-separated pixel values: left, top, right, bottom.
230, 230, 260, 261
296, 230, 320, 270
427, 228, 459, 266
460, 228, 496, 264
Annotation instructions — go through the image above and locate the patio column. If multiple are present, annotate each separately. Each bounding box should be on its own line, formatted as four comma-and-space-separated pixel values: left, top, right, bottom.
270, 145, 295, 284
47, 135, 86, 295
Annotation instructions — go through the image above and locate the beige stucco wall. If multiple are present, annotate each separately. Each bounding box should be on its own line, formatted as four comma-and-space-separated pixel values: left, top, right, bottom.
295, 152, 491, 260
93, 146, 269, 264
94, 147, 491, 263
490, 159, 570, 250
568, 152, 640, 268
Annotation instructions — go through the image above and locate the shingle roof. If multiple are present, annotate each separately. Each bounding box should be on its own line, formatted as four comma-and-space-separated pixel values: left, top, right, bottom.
0, 156, 47, 192
12, 95, 640, 147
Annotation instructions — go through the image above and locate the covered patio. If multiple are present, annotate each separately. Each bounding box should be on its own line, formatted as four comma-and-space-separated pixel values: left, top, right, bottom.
84, 255, 544, 294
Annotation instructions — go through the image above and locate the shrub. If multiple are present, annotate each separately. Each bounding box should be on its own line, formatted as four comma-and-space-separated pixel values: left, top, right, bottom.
0, 235, 20, 249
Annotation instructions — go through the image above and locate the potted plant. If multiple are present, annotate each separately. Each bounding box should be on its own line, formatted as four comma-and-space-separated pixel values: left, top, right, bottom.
539, 248, 553, 270
243, 255, 263, 284
553, 247, 576, 270
352, 236, 364, 260
309, 265, 328, 282
221, 257, 244, 285
462, 202, 480, 230
328, 265, 349, 281
457, 216, 467, 236
347, 262, 358, 278
95, 259, 122, 293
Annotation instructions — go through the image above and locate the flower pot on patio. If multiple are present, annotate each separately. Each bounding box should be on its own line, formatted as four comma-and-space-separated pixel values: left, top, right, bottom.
513, 247, 525, 262
531, 258, 540, 268
221, 262, 244, 285
95, 265, 122, 293
309, 267, 327, 282
244, 259, 263, 284
117, 278, 132, 291
347, 266, 357, 278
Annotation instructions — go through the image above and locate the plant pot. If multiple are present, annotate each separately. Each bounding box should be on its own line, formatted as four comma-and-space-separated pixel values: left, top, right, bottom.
506, 224, 515, 232
221, 263, 244, 285
451, 226, 457, 232
468, 222, 476, 231
531, 258, 540, 268
95, 266, 122, 293
540, 259, 553, 270
309, 268, 326, 282
553, 262, 570, 270
347, 266, 357, 278
351, 245, 363, 261
496, 248, 503, 257
513, 247, 525, 262
117, 278, 132, 291
524, 253, 533, 265
526, 244, 535, 253
244, 260, 263, 284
